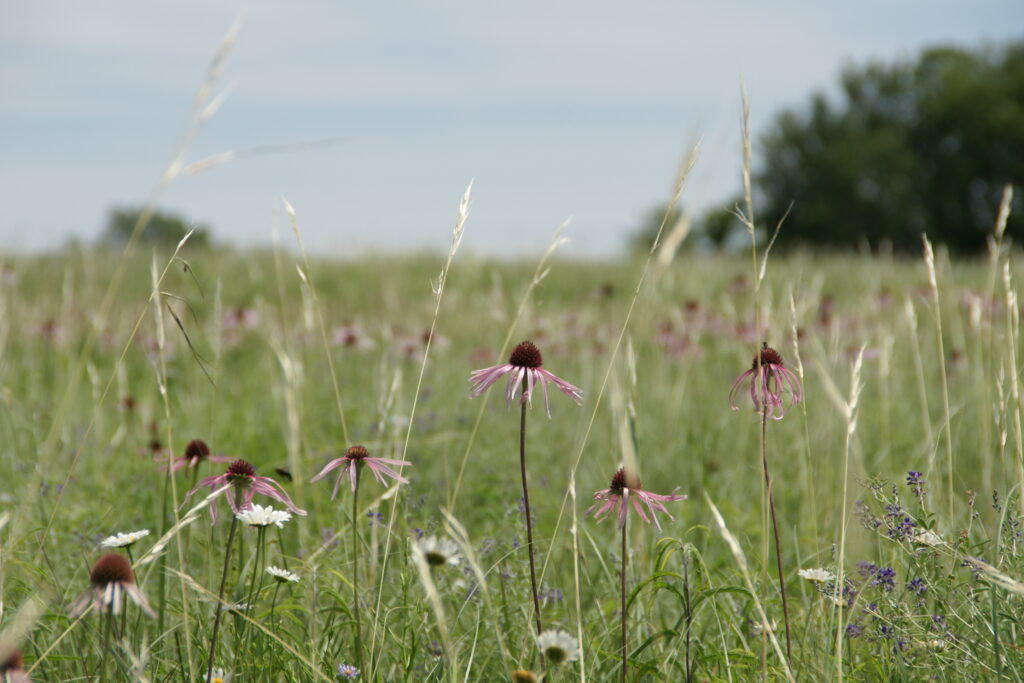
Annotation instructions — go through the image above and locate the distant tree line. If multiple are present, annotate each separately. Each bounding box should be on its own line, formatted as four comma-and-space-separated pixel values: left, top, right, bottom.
634, 40, 1024, 253
101, 207, 211, 249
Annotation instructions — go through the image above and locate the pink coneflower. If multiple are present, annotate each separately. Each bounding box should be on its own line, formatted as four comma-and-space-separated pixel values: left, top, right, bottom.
469, 340, 582, 417
166, 439, 232, 472
311, 445, 411, 500
186, 459, 306, 520
728, 343, 803, 420
590, 468, 685, 681
69, 553, 156, 618
1, 648, 30, 683
588, 468, 686, 531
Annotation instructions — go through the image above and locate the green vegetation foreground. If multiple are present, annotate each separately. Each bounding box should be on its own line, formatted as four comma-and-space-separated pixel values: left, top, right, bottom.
1, 244, 1023, 681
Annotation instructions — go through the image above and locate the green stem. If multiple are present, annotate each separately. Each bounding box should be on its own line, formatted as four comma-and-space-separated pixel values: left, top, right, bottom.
519, 378, 544, 641
762, 407, 792, 664
271, 582, 281, 630
206, 492, 242, 681
236, 527, 266, 676
684, 551, 692, 683
353, 469, 364, 672
621, 519, 628, 683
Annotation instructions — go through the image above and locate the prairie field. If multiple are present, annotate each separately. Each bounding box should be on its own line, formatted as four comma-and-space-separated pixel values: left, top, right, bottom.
2, 241, 1024, 681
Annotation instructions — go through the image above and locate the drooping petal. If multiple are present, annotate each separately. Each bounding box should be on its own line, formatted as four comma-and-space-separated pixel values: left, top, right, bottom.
69, 591, 93, 618
729, 369, 754, 411
311, 457, 345, 483
524, 367, 536, 407
125, 583, 157, 618
469, 364, 513, 397
252, 476, 307, 515
537, 371, 552, 418
541, 368, 583, 404
365, 459, 410, 486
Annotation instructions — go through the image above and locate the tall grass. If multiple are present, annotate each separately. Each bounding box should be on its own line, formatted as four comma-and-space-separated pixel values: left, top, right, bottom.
1, 238, 1023, 680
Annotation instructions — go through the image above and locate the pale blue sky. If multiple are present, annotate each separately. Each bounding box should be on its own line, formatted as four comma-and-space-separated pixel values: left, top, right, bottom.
1, 2, 1021, 256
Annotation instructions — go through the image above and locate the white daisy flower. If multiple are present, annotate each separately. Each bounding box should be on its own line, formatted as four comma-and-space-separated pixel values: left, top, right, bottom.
100, 529, 150, 548
914, 529, 943, 547
235, 503, 292, 528
414, 535, 460, 568
798, 567, 835, 583
207, 668, 232, 683
536, 629, 579, 665
266, 566, 300, 583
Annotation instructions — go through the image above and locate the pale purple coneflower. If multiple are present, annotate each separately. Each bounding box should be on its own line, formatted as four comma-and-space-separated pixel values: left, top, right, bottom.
186, 459, 306, 521
730, 342, 801, 661
469, 340, 582, 418
0, 648, 31, 683
69, 553, 156, 618
728, 343, 803, 420
589, 468, 684, 681
311, 445, 411, 500
201, 458, 304, 680
588, 468, 686, 531
470, 340, 582, 644
166, 439, 232, 472
312, 444, 410, 670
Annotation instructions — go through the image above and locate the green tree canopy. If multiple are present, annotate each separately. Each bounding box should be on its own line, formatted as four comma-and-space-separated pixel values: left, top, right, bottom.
756, 41, 1024, 252
101, 207, 212, 249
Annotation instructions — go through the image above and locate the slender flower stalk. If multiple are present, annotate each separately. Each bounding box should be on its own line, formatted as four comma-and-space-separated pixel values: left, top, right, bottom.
621, 515, 628, 683
730, 343, 802, 663
588, 468, 685, 681
198, 458, 301, 683
469, 340, 582, 645
351, 467, 363, 672
206, 489, 243, 683
518, 383, 544, 637
311, 445, 412, 672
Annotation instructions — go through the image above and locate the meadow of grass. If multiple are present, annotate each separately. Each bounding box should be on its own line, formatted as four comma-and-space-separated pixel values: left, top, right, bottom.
1, 232, 1024, 681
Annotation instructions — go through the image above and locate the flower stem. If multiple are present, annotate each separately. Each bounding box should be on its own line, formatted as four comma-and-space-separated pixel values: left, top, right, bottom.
206, 493, 242, 681
762, 407, 792, 663
519, 378, 544, 642
684, 550, 693, 683
621, 519, 628, 683
236, 527, 266, 676
352, 470, 364, 672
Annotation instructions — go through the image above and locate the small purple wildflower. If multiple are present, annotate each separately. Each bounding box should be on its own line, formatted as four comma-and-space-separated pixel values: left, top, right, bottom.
907, 577, 927, 596
906, 470, 925, 498
845, 622, 863, 639
338, 662, 360, 678
873, 567, 897, 592
857, 561, 878, 579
